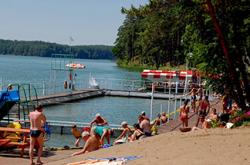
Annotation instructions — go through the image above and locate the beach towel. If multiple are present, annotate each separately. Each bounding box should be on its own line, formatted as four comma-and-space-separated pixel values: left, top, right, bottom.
67, 156, 141, 165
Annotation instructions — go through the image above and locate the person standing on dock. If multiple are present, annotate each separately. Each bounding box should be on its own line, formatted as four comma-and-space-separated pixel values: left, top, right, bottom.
188, 85, 198, 113
29, 105, 46, 165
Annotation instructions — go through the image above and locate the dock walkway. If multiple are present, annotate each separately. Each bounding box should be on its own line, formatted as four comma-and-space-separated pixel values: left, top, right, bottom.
158, 98, 222, 133
34, 89, 186, 107
35, 89, 104, 106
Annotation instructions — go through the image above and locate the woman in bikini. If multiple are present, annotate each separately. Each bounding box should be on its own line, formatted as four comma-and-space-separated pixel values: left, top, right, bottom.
179, 99, 190, 128
130, 123, 145, 141
196, 95, 210, 127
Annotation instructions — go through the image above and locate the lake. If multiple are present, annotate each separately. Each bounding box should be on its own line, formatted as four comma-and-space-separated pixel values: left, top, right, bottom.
0, 55, 179, 147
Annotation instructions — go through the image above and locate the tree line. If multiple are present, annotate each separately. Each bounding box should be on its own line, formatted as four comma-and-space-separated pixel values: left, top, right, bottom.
0, 39, 114, 59
113, 0, 250, 110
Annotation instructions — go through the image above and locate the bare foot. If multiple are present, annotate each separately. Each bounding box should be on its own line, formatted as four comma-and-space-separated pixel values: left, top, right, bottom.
36, 161, 44, 165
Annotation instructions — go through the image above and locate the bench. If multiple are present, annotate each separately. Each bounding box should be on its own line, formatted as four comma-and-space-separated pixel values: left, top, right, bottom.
0, 127, 30, 157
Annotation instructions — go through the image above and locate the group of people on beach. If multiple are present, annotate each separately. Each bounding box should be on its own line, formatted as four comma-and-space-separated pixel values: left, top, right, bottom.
179, 84, 244, 132
70, 110, 169, 156
27, 83, 246, 165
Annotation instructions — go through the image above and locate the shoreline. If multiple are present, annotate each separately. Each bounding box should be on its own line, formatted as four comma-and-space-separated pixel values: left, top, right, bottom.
1, 127, 249, 165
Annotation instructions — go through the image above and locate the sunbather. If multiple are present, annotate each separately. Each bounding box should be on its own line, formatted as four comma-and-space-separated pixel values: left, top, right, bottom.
160, 112, 168, 125
114, 121, 131, 145
130, 123, 145, 141
71, 131, 100, 156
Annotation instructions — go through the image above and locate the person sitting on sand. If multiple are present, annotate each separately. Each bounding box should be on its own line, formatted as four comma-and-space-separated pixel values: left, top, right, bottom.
114, 121, 131, 145
72, 131, 101, 156
209, 108, 218, 122
130, 123, 145, 141
90, 113, 108, 127
179, 99, 190, 128
196, 96, 210, 127
138, 115, 151, 137
160, 112, 168, 125
71, 125, 82, 147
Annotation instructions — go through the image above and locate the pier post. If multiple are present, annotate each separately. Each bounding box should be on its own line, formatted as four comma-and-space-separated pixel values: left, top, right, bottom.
42, 81, 46, 96
167, 103, 170, 123
60, 126, 64, 135
174, 95, 177, 119
150, 82, 154, 121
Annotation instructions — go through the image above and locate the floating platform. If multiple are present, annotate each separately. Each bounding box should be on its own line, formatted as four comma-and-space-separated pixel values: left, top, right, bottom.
104, 90, 187, 100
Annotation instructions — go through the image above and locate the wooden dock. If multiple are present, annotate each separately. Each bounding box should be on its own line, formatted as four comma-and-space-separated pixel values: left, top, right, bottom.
34, 89, 186, 107
35, 89, 104, 106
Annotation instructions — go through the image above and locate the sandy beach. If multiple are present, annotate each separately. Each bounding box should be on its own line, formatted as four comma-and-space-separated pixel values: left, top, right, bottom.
1, 127, 249, 165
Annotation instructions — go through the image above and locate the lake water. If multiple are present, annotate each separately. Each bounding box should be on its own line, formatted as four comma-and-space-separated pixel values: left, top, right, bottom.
0, 55, 179, 147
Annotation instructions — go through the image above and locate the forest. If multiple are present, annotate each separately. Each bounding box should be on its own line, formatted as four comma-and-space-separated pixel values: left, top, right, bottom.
0, 39, 114, 59
113, 0, 250, 110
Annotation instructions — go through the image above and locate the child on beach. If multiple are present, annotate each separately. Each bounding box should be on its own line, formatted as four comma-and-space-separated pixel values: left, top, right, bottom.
71, 125, 82, 147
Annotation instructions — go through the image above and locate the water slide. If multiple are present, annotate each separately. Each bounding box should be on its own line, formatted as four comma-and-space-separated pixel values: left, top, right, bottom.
0, 89, 20, 120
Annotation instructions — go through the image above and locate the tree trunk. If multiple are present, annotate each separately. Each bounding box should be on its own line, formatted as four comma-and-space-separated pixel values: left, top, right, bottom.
206, 0, 246, 110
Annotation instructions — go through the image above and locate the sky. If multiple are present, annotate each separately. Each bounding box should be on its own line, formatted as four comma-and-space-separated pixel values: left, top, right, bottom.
0, 0, 148, 46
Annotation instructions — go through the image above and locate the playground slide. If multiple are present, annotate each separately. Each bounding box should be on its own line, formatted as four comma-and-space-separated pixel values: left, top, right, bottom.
0, 89, 20, 120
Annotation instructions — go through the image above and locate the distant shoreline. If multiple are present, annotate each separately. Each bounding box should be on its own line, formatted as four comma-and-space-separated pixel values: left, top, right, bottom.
0, 39, 114, 60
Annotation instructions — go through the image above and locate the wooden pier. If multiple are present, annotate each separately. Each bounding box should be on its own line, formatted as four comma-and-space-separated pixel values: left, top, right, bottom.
35, 89, 105, 106
35, 89, 186, 107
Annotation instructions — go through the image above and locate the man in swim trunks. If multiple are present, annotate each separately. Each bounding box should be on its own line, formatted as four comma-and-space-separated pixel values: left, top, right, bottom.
196, 96, 210, 127
29, 105, 46, 165
138, 115, 151, 137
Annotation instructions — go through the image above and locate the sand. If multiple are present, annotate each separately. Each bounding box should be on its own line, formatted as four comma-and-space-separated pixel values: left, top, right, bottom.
1, 127, 250, 165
